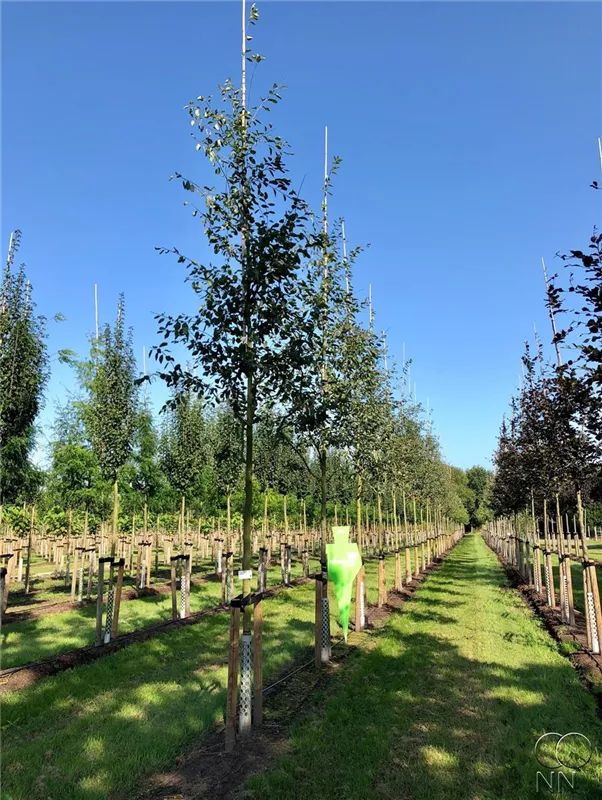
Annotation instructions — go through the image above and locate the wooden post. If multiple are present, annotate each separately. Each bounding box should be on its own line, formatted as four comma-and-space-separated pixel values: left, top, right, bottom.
314, 576, 323, 667
588, 563, 602, 655
70, 546, 79, 601
170, 557, 177, 620
543, 499, 556, 608
253, 594, 263, 727
185, 554, 191, 617
565, 554, 576, 625
225, 603, 241, 752
0, 568, 6, 624
354, 568, 363, 632
146, 542, 152, 588
378, 555, 386, 607
95, 558, 108, 646
111, 558, 126, 639
87, 548, 95, 599
394, 550, 402, 591
24, 506, 35, 595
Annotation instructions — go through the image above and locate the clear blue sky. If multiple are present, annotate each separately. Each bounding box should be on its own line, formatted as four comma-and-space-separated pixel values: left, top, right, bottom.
2, 1, 600, 470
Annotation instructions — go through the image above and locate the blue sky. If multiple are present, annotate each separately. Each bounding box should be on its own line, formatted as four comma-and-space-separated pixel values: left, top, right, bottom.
2, 1, 600, 470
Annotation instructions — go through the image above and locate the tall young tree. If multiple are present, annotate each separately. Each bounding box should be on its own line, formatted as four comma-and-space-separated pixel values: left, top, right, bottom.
160, 391, 206, 533
86, 295, 138, 540
0, 231, 49, 504
149, 3, 315, 735
213, 405, 243, 542
132, 405, 165, 521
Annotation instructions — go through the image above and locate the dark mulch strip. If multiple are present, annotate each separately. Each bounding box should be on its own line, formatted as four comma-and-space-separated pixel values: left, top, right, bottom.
490, 546, 602, 717
0, 578, 311, 693
134, 545, 459, 800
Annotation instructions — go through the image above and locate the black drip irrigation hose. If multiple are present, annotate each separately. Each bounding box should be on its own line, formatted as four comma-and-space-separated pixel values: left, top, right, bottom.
0, 575, 312, 679
261, 637, 347, 696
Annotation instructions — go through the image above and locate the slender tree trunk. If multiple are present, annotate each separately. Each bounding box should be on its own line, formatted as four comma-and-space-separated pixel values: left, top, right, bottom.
227, 490, 232, 553
242, 375, 254, 623
320, 446, 327, 558
111, 479, 119, 558
180, 494, 186, 547
356, 475, 362, 552
262, 492, 268, 546
317, 444, 331, 663
283, 494, 288, 538
392, 490, 398, 549
24, 505, 35, 594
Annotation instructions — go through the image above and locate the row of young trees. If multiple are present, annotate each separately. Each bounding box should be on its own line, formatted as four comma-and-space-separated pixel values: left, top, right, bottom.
492, 179, 602, 524
1, 6, 493, 540
2, 285, 489, 535
1, 1, 498, 745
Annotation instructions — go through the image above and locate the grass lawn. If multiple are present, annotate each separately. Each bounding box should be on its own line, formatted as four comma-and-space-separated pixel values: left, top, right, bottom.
1, 549, 404, 669
1, 577, 343, 800
0, 547, 423, 799
247, 534, 602, 800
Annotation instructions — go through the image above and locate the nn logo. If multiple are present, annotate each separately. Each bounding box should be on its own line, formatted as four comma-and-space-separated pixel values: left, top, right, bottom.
534, 732, 593, 793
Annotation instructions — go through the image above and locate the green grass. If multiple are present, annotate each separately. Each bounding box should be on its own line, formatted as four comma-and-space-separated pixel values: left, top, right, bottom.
0, 548, 422, 799
1, 556, 319, 669
1, 577, 345, 800
247, 534, 602, 800
1, 549, 404, 669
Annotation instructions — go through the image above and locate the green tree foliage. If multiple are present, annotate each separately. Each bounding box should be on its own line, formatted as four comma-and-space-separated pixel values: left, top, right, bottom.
46, 443, 102, 513
84, 294, 138, 536
86, 295, 138, 483
492, 341, 600, 517
212, 404, 243, 504
465, 465, 493, 527
160, 391, 207, 515
150, 14, 315, 612
0, 231, 49, 503
131, 405, 165, 512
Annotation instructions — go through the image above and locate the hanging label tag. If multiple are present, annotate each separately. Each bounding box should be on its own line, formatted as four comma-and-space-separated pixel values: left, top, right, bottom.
238, 570, 253, 580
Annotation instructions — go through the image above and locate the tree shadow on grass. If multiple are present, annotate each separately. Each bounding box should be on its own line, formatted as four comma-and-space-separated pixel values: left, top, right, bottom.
1, 583, 330, 800
246, 628, 602, 800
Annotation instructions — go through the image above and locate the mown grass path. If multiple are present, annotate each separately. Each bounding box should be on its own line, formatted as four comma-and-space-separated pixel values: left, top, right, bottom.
248, 534, 602, 800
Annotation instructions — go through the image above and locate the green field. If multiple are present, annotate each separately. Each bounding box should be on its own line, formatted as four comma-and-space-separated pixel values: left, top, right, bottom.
1, 551, 404, 670
248, 535, 602, 800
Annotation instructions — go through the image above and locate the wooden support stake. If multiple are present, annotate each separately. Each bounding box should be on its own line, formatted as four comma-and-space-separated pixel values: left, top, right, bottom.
0, 567, 6, 621
253, 595, 263, 727
589, 564, 602, 654
185, 554, 191, 617
95, 558, 107, 646
70, 546, 79, 602
225, 605, 241, 752
111, 558, 126, 639
170, 558, 177, 620
314, 577, 323, 668
378, 556, 386, 608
